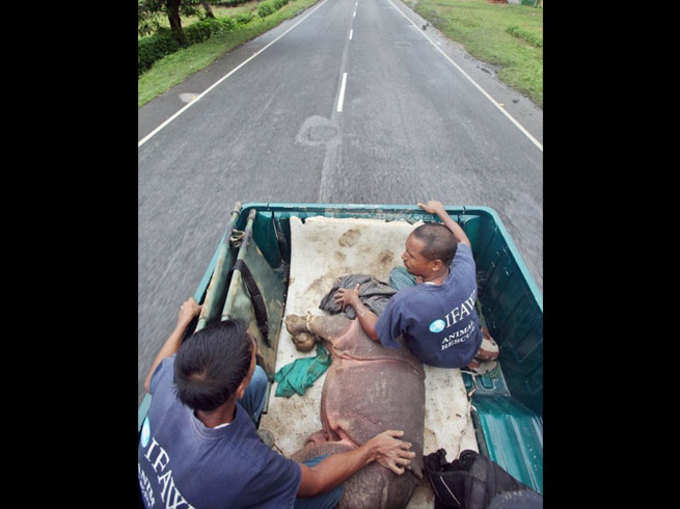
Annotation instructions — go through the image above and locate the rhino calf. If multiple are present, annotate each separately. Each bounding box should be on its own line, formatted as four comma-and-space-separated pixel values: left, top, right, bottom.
286, 314, 426, 509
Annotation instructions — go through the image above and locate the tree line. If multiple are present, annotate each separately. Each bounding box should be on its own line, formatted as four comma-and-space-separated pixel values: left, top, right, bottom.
139, 0, 219, 45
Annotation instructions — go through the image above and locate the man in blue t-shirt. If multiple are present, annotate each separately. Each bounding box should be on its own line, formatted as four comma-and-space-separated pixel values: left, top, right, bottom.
334, 200, 498, 371
138, 297, 416, 509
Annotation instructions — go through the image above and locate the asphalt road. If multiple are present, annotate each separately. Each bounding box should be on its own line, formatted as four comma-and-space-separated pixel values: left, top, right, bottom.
138, 0, 543, 405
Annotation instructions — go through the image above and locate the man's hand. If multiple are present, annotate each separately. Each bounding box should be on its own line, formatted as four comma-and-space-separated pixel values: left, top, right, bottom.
368, 429, 416, 475
335, 284, 380, 341
177, 297, 202, 328
417, 199, 471, 247
297, 428, 415, 498
417, 200, 446, 216
144, 296, 202, 394
333, 284, 361, 309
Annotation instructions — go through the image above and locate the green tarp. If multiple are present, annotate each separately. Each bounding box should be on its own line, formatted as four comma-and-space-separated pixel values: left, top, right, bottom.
274, 344, 332, 398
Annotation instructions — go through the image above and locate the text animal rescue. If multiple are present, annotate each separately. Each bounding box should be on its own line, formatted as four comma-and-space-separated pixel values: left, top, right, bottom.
443, 288, 477, 328
139, 436, 195, 509
440, 288, 477, 351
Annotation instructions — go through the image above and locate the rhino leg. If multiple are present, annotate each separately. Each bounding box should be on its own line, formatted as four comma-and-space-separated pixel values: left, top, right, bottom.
305, 429, 330, 447
291, 331, 318, 352
308, 314, 352, 342
290, 438, 354, 464
286, 313, 354, 343
284, 314, 309, 336
291, 437, 420, 509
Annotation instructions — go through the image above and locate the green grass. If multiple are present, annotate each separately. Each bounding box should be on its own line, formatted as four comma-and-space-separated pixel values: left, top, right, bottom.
405, 0, 542, 107
138, 0, 320, 107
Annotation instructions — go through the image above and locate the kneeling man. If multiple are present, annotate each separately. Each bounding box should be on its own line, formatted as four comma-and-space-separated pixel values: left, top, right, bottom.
334, 200, 498, 371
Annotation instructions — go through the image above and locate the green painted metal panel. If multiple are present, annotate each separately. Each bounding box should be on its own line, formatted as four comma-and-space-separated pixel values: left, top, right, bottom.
252, 210, 287, 268
197, 242, 232, 331
472, 395, 543, 494
196, 203, 242, 331
221, 209, 286, 382
192, 202, 243, 305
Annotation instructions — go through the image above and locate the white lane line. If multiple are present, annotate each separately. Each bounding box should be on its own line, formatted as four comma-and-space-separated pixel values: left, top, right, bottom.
336, 73, 348, 112
384, 0, 542, 152
353, 9, 356, 17
138, 0, 331, 148
349, 28, 353, 40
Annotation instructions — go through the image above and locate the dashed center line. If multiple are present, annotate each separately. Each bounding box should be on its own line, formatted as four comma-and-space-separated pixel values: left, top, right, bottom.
349, 28, 353, 40
336, 72, 348, 112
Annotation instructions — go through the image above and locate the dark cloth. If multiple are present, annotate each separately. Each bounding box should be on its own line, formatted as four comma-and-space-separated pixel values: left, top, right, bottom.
423, 449, 542, 509
138, 355, 301, 509
375, 244, 482, 368
318, 274, 397, 319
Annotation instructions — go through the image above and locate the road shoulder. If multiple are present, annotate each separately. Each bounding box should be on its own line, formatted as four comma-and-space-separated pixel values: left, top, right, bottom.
392, 0, 542, 145
138, 1, 325, 143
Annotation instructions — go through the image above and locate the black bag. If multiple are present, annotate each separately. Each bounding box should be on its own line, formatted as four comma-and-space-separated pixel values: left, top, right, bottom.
423, 449, 542, 509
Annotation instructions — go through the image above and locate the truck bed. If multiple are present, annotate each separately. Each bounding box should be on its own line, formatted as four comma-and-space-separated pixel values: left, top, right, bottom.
259, 216, 478, 508
138, 202, 543, 505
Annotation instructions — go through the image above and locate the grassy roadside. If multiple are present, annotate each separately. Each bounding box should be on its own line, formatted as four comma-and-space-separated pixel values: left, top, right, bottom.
138, 0, 321, 108
403, 0, 542, 107
137, 0, 259, 40
138, 3, 260, 40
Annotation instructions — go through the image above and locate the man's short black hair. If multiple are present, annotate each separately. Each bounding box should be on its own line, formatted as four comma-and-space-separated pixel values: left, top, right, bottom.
411, 222, 457, 266
173, 319, 253, 412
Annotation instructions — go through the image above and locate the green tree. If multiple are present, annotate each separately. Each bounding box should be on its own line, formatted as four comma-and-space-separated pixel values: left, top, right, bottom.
138, 0, 203, 44
138, 0, 162, 37
200, 1, 216, 18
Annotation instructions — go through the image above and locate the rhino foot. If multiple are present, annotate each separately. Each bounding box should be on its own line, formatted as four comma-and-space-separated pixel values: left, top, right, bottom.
285, 314, 310, 335
291, 331, 318, 352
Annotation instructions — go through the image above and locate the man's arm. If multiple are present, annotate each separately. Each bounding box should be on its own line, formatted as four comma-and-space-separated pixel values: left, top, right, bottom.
333, 284, 380, 342
143, 297, 202, 394
297, 429, 415, 497
418, 200, 471, 247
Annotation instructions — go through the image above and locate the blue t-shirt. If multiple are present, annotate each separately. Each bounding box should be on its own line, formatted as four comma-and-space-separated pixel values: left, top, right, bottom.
138, 355, 302, 509
375, 243, 482, 368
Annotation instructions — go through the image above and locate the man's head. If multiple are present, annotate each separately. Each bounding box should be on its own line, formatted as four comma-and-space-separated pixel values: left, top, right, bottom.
174, 319, 256, 412
402, 223, 457, 277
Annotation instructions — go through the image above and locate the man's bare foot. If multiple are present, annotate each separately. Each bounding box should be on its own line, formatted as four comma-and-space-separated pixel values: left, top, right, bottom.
464, 356, 497, 375
466, 358, 481, 370
476, 328, 499, 360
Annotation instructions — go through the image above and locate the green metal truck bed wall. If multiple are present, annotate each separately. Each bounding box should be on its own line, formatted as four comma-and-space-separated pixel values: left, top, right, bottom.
220, 208, 286, 381
139, 202, 543, 494
472, 394, 543, 492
